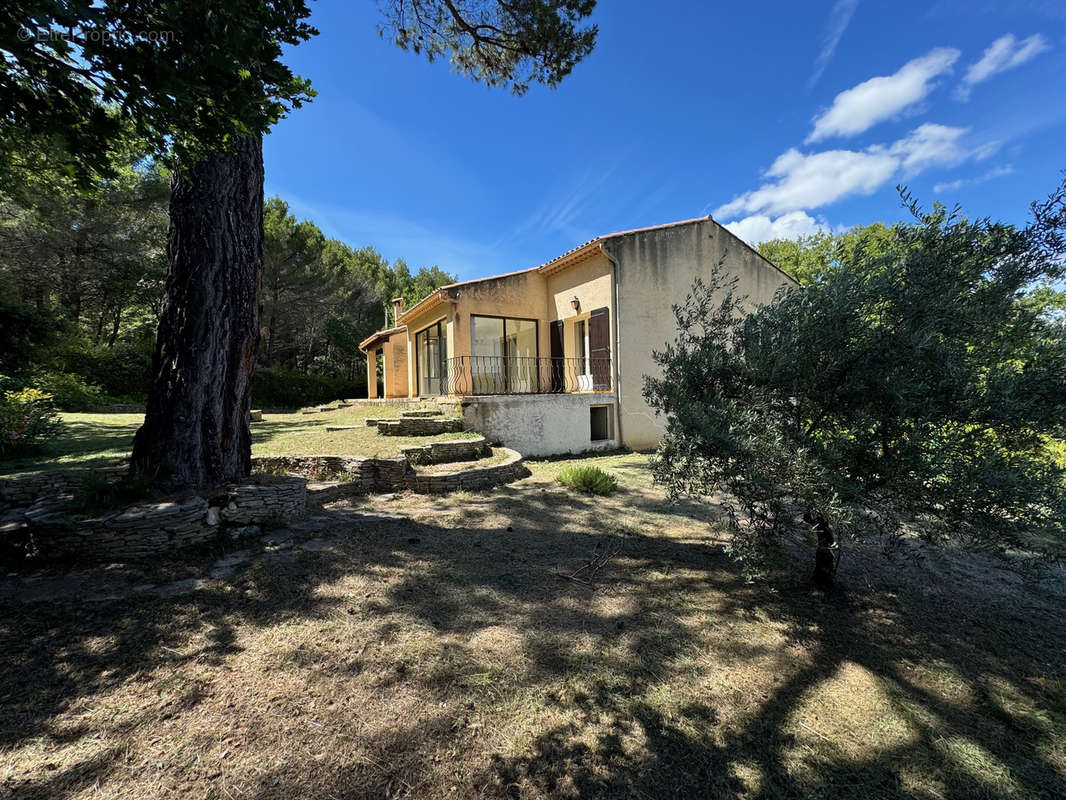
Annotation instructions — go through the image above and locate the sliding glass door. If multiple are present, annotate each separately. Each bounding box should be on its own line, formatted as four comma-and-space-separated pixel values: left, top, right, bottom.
415, 320, 447, 396
470, 315, 538, 393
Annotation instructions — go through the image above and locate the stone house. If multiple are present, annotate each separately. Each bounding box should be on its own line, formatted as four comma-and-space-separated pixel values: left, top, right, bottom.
358, 216, 796, 456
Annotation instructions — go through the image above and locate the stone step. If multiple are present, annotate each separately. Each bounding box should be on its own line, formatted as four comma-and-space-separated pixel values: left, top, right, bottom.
399, 409, 443, 418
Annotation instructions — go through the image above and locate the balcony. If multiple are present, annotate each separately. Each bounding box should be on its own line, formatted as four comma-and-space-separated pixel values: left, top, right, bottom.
445, 356, 612, 396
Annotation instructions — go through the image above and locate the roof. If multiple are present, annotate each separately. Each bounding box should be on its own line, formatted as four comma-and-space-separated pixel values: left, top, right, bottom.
370, 214, 794, 339
358, 325, 406, 352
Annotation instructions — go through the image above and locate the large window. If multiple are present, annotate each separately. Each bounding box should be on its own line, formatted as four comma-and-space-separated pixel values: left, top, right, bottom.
415, 320, 447, 396
470, 315, 538, 393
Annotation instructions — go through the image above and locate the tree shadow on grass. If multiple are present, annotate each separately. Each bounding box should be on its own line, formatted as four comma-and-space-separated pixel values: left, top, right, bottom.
1, 481, 1065, 799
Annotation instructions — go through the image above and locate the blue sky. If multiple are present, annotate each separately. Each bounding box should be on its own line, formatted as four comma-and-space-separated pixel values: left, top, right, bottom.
264, 0, 1066, 281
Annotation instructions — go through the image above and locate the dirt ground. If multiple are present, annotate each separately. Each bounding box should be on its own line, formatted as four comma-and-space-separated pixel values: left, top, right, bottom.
2, 452, 1064, 799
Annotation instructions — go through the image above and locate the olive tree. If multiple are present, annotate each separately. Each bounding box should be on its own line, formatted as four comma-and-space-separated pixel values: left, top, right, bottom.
645, 184, 1066, 588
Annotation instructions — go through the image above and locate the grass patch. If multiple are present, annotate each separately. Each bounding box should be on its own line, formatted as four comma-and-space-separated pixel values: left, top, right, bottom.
2, 452, 1064, 798
557, 464, 618, 495
0, 403, 477, 475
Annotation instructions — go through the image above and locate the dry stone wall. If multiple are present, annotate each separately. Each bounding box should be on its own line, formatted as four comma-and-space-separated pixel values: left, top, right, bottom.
1, 466, 125, 510
252, 455, 408, 491
376, 417, 464, 436
3, 475, 308, 562
405, 449, 527, 494
400, 436, 489, 465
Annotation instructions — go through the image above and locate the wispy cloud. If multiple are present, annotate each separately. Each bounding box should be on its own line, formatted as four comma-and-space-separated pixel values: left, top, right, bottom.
933, 164, 1014, 194
956, 34, 1050, 100
509, 161, 621, 246
808, 47, 960, 142
809, 0, 860, 87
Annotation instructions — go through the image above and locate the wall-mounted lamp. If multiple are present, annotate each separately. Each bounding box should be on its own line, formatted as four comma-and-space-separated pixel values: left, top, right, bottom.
570, 296, 581, 312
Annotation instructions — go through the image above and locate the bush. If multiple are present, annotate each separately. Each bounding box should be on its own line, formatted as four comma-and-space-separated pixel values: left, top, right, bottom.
252, 367, 367, 409
31, 370, 105, 411
54, 339, 154, 402
0, 388, 64, 459
557, 465, 618, 495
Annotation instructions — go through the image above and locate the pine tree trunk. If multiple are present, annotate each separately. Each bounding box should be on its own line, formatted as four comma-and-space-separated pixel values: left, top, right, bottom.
130, 137, 263, 491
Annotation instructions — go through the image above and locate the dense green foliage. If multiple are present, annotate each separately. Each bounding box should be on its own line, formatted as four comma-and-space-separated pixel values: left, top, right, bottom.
251, 368, 366, 410
0, 1, 317, 184
261, 197, 456, 377
757, 223, 899, 286
647, 185, 1066, 586
557, 464, 618, 495
0, 388, 64, 458
0, 146, 453, 411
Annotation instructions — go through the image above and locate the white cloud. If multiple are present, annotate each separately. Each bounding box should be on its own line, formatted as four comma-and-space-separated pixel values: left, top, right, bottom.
715, 124, 983, 219
933, 164, 1014, 194
956, 34, 1051, 99
809, 0, 860, 87
808, 47, 960, 142
886, 123, 970, 175
715, 147, 898, 218
723, 211, 829, 245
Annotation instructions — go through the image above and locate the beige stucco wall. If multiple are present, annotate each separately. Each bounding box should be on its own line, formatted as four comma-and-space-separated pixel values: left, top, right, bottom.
460, 394, 617, 457
366, 348, 379, 398
546, 253, 615, 384
607, 219, 796, 450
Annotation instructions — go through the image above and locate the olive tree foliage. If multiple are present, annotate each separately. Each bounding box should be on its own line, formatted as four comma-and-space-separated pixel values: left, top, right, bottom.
645, 184, 1066, 588
379, 0, 597, 93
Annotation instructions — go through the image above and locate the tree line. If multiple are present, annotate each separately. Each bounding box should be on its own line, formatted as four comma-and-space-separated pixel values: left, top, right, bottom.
0, 143, 456, 409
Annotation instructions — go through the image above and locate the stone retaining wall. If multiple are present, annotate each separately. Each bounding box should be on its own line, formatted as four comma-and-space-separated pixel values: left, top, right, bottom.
376, 417, 464, 436
405, 449, 527, 494
400, 436, 489, 465
5, 476, 308, 562
252, 455, 408, 492
1, 466, 125, 510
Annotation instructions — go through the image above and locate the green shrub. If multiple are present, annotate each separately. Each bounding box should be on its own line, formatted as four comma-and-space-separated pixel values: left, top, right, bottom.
54, 339, 155, 401
252, 367, 367, 409
0, 388, 64, 459
31, 370, 105, 411
557, 465, 618, 495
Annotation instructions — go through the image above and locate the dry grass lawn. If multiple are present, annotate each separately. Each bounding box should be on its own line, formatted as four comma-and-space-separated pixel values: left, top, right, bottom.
0, 403, 476, 475
2, 453, 1065, 799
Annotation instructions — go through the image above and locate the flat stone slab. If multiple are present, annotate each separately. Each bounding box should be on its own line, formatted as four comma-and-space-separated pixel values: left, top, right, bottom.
324, 424, 362, 431
400, 409, 444, 418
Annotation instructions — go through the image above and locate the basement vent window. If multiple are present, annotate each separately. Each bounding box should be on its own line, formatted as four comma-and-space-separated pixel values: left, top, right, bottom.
590, 405, 611, 442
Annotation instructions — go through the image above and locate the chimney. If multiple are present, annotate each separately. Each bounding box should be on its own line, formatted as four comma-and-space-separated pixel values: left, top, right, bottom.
391, 297, 404, 326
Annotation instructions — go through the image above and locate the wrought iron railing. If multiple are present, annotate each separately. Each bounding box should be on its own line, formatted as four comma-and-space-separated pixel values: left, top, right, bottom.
445, 356, 612, 395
